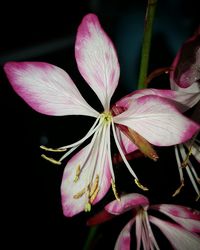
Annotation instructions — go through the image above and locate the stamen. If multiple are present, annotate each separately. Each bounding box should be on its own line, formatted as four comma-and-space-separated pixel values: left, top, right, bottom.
196, 194, 200, 202
181, 146, 192, 168
41, 154, 61, 165
74, 164, 81, 183
89, 175, 99, 198
40, 145, 67, 152
134, 178, 149, 191
89, 187, 99, 203
111, 179, 120, 201
172, 181, 184, 197
73, 188, 86, 199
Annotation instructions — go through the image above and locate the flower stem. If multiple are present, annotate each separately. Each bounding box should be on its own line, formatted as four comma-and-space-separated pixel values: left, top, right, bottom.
138, 0, 158, 89
83, 226, 98, 250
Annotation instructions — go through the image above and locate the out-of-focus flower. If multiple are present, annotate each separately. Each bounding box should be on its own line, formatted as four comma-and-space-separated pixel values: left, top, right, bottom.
170, 28, 200, 200
88, 193, 200, 250
4, 14, 200, 216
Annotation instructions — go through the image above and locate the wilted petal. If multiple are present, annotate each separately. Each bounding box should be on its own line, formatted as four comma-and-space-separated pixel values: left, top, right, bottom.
151, 204, 200, 232
61, 139, 111, 217
114, 95, 200, 146
105, 193, 149, 215
4, 62, 98, 117
170, 29, 200, 89
114, 218, 135, 250
75, 13, 120, 109
115, 88, 200, 112
149, 215, 200, 250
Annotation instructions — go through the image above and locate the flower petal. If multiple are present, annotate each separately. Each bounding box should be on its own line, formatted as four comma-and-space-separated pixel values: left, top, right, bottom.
114, 218, 135, 250
61, 131, 111, 217
115, 88, 200, 113
151, 204, 200, 232
75, 13, 120, 109
105, 193, 149, 215
149, 215, 200, 250
114, 95, 200, 146
4, 62, 98, 117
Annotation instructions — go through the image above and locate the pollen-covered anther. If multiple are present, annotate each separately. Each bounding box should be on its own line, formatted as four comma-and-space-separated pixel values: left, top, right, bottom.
74, 164, 81, 183
89, 175, 99, 203
172, 181, 184, 197
41, 154, 61, 165
111, 179, 120, 201
73, 187, 86, 199
40, 145, 67, 152
134, 178, 149, 191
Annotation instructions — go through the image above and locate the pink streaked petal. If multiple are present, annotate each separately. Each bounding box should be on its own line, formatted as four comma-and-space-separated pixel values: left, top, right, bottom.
61, 143, 111, 217
4, 62, 98, 117
149, 215, 200, 250
114, 95, 200, 146
151, 204, 200, 233
75, 13, 120, 109
105, 193, 149, 215
116, 127, 138, 154
114, 218, 136, 250
115, 88, 200, 113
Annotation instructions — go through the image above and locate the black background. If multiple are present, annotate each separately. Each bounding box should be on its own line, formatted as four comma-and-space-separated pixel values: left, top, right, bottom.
0, 0, 199, 249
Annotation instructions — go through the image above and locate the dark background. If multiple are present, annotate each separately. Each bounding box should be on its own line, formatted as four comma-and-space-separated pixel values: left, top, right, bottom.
0, 0, 199, 249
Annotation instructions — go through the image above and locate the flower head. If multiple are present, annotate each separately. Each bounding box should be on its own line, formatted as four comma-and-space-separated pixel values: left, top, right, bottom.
4, 14, 200, 216
87, 193, 200, 250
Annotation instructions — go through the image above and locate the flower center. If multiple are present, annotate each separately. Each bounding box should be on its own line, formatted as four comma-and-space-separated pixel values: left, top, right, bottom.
101, 111, 112, 125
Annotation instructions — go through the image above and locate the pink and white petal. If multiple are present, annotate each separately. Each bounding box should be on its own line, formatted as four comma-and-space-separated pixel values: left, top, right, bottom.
61, 143, 111, 217
75, 14, 120, 109
4, 62, 98, 117
105, 193, 149, 215
114, 95, 200, 146
115, 88, 200, 113
114, 218, 136, 250
116, 126, 138, 154
151, 204, 200, 232
149, 215, 200, 250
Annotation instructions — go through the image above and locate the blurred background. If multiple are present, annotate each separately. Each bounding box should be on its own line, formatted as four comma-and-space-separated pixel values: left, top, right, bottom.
0, 0, 199, 249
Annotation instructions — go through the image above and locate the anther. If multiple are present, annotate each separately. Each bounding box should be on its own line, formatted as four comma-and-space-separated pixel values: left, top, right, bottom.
111, 179, 120, 201
40, 145, 67, 152
74, 165, 81, 183
73, 188, 86, 199
134, 179, 149, 191
85, 202, 91, 212
172, 181, 184, 197
41, 154, 61, 165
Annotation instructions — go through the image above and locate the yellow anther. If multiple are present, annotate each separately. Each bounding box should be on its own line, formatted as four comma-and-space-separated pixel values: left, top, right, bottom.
74, 165, 81, 183
89, 175, 99, 197
73, 188, 86, 199
90, 187, 99, 203
41, 154, 61, 165
134, 179, 149, 191
172, 181, 184, 197
40, 145, 67, 152
111, 179, 120, 201
85, 202, 91, 212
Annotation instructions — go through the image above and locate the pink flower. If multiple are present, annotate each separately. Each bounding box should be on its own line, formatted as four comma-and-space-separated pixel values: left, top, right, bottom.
4, 14, 200, 217
88, 193, 200, 250
170, 28, 200, 200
